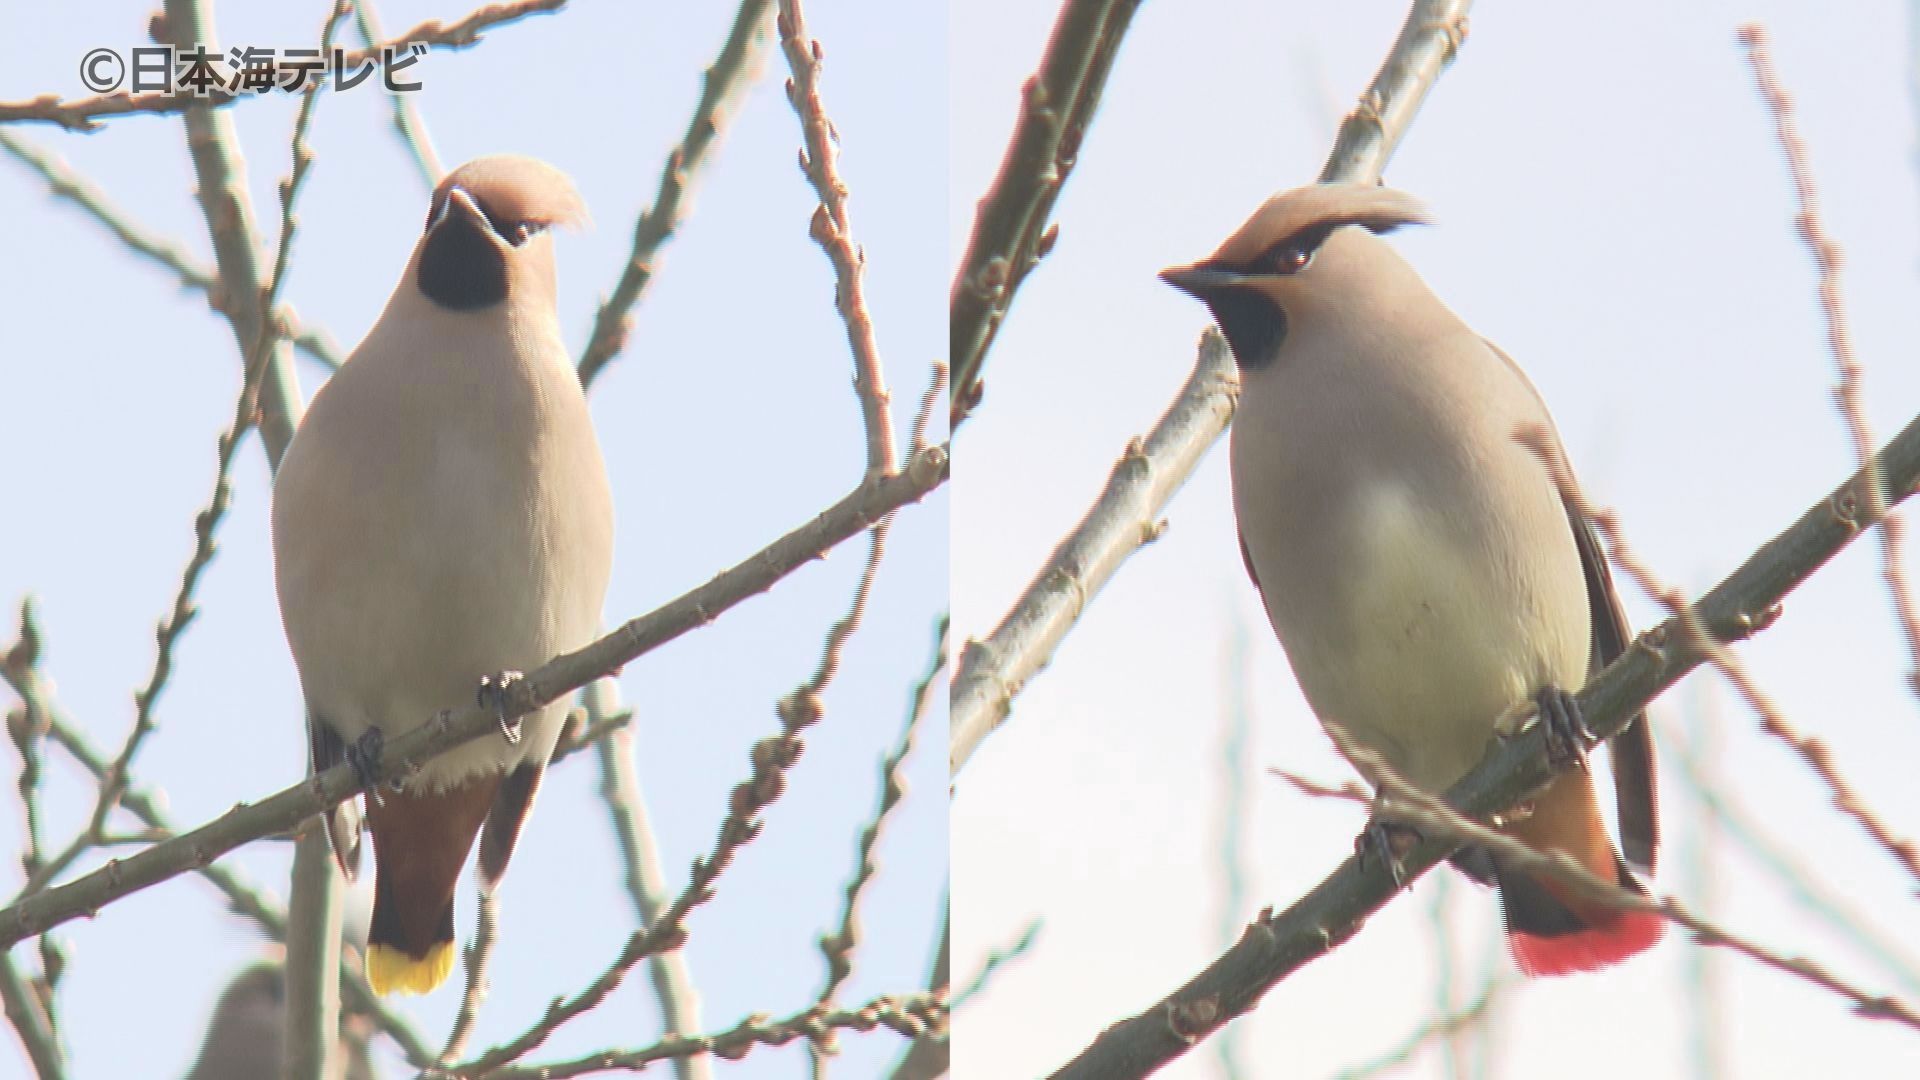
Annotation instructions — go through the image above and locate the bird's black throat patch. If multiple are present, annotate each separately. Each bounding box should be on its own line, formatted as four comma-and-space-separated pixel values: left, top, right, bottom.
417, 207, 507, 311
1202, 287, 1287, 372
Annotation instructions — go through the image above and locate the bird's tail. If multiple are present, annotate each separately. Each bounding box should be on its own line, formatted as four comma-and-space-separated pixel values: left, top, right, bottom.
361, 776, 501, 995
1494, 768, 1665, 977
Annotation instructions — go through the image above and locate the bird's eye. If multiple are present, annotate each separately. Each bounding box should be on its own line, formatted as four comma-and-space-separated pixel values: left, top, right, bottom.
512, 222, 550, 246
1255, 246, 1312, 275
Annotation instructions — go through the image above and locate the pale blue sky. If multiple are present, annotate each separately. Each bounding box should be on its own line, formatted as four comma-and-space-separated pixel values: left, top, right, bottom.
0, 2, 947, 1077
952, 2, 1920, 1078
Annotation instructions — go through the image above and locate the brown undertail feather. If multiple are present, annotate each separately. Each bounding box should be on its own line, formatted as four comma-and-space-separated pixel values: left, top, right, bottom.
1493, 769, 1664, 977
479, 760, 545, 888
363, 776, 502, 994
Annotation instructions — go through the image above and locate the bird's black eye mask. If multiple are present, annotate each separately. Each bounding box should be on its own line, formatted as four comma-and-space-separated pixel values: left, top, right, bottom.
416, 187, 550, 311
1194, 218, 1414, 371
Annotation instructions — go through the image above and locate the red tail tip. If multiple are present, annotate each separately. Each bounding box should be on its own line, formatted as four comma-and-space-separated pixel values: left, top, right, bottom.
1510, 909, 1665, 977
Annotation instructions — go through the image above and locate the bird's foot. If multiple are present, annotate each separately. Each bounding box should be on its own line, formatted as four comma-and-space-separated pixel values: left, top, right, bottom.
345, 727, 386, 804
1535, 684, 1593, 771
1356, 819, 1421, 888
479, 671, 526, 745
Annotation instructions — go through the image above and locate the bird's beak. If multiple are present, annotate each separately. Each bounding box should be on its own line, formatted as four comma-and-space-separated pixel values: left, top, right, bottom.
434, 186, 511, 249
1159, 264, 1252, 296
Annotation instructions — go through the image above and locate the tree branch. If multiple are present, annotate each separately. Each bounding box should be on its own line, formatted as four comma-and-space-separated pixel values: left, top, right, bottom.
470, 993, 945, 1080
1740, 24, 1920, 696
589, 677, 711, 1080
0, 948, 63, 1080
0, 130, 344, 369
577, 0, 771, 387
0, 447, 946, 946
948, 0, 1475, 775
776, 0, 897, 479
0, 0, 566, 132
949, 0, 1145, 420
353, 0, 446, 190
949, 332, 1235, 774
1048, 407, 1920, 1077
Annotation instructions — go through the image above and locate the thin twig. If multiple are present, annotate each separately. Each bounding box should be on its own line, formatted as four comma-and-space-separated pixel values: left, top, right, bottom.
256, 13, 359, 1078
949, 0, 1474, 776
949, 0, 1146, 420
438, 891, 500, 1066
1320, 720, 1920, 1035
0, 131, 344, 369
1679, 686, 1731, 1080
1214, 616, 1254, 1080
0, 0, 567, 131
1331, 974, 1510, 1080
0, 447, 947, 950
354, 0, 445, 189
908, 364, 948, 460
4, 643, 436, 1068
1740, 24, 1920, 698
786, 478, 903, 1068
4, 600, 51, 893
0, 948, 63, 1080
38, 0, 340, 902
815, 616, 949, 1006
68, 725, 434, 1066
952, 919, 1041, 1009
887, 904, 951, 1080
468, 993, 945, 1080
949, 332, 1237, 774
1667, 707, 1920, 995
424, 452, 941, 1076
776, 0, 896, 479
546, 704, 633, 767
589, 678, 709, 1080
1519, 426, 1920, 890
1048, 404, 1920, 1077
578, 0, 772, 387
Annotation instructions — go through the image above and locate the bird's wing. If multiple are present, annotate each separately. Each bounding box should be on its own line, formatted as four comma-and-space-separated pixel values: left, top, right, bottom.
1483, 338, 1659, 877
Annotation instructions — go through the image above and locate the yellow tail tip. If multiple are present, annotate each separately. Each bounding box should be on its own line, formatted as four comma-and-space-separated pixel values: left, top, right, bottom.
365, 941, 456, 996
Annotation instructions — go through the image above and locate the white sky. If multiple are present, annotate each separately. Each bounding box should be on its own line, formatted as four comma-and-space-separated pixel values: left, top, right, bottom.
0, 3, 947, 1077
952, 2, 1920, 1078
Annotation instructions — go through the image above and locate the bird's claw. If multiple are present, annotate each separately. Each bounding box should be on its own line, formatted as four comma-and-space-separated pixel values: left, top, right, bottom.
1356, 819, 1419, 888
345, 727, 386, 805
1536, 684, 1593, 771
479, 671, 526, 745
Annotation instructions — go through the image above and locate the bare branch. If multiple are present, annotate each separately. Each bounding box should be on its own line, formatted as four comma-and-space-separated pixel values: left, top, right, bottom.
1048, 405, 1920, 1077
952, 918, 1040, 1011
1320, 721, 1920, 1035
438, 891, 500, 1067
949, 0, 1145, 419
1740, 23, 1920, 697
589, 678, 710, 1080
816, 616, 948, 1006
0, 131, 344, 369
471, 993, 945, 1080
578, 0, 772, 387
950, 332, 1236, 774
776, 0, 897, 479
0, 948, 63, 1080
353, 0, 445, 189
1519, 426, 1920, 890
1330, 974, 1509, 1080
0, 0, 566, 132
887, 905, 952, 1080
0, 447, 946, 950
30, 691, 435, 1060
951, 0, 1474, 774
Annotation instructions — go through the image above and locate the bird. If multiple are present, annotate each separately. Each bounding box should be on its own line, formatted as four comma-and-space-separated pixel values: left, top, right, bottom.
1160, 183, 1662, 977
184, 961, 377, 1080
271, 155, 613, 995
